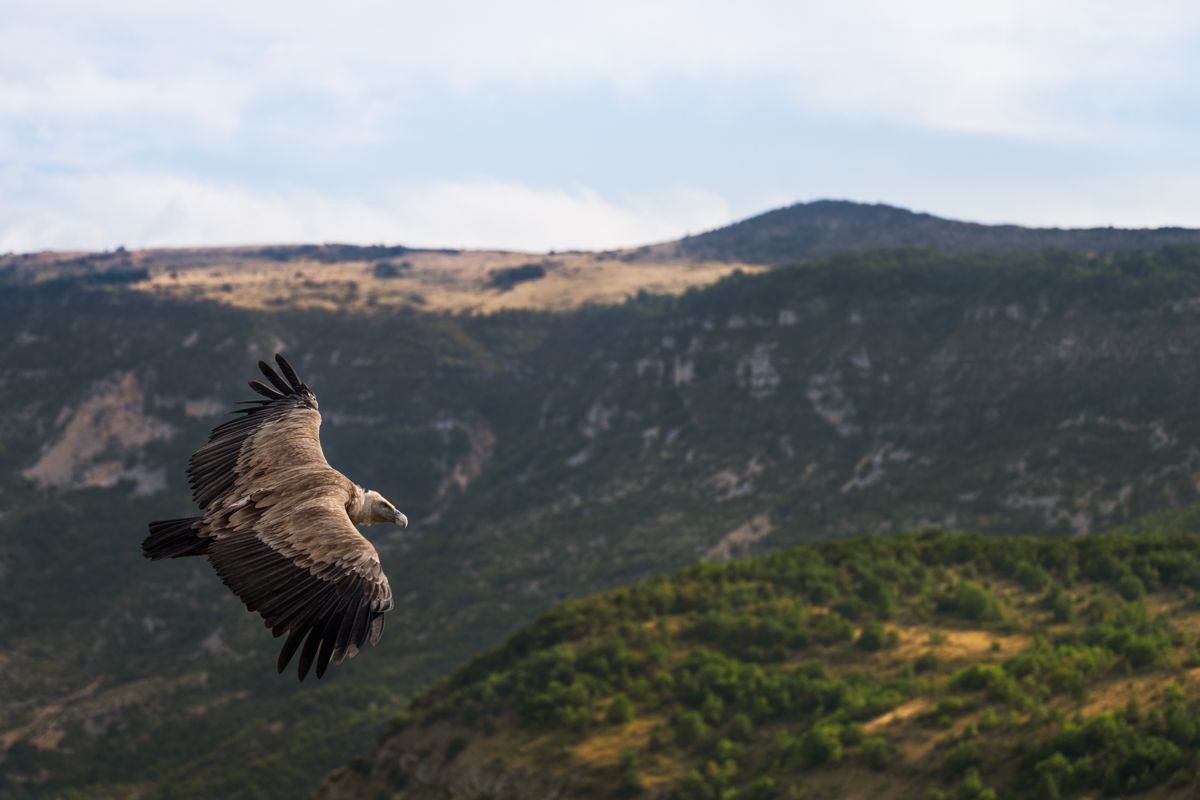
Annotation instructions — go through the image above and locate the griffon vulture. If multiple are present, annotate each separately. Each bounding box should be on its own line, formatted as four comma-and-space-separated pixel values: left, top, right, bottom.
143, 354, 405, 680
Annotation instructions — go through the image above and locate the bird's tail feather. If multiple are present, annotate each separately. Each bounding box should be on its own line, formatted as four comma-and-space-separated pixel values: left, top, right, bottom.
143, 517, 207, 560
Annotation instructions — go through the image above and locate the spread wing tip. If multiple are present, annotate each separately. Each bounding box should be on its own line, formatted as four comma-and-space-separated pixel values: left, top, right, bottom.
274, 353, 304, 392
251, 353, 308, 400
257, 360, 293, 396
274, 608, 388, 681
248, 379, 284, 400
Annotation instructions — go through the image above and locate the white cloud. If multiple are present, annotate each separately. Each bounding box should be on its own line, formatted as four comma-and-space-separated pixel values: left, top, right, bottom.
947, 171, 1200, 230
5, 1, 1198, 142
2, 1, 1198, 250
383, 180, 733, 251
0, 171, 735, 252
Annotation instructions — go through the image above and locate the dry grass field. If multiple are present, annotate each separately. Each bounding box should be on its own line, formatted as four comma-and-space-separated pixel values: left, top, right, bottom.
3, 244, 761, 314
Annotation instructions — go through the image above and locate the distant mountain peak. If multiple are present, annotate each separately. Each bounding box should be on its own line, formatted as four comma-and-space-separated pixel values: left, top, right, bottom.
667, 199, 1200, 263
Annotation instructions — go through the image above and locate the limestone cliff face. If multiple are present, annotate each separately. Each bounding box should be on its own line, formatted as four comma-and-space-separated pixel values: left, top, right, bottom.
22, 370, 174, 494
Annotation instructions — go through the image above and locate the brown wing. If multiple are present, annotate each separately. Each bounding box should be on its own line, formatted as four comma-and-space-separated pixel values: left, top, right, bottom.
189, 355, 393, 680
188, 353, 321, 513
207, 499, 393, 681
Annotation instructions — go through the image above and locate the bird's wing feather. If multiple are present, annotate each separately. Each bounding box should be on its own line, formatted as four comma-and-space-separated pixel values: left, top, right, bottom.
188, 354, 322, 512
187, 354, 393, 680
207, 498, 393, 680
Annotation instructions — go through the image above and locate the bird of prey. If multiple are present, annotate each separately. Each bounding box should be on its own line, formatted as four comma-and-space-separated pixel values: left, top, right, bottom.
143, 354, 406, 680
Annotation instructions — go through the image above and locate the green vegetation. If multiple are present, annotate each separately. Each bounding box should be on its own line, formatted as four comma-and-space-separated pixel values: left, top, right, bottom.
328, 531, 1200, 799
372, 260, 412, 278
487, 261, 553, 290
259, 243, 417, 263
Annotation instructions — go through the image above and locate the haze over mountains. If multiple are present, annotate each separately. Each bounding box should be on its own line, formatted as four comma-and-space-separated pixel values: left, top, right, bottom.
5, 201, 1200, 798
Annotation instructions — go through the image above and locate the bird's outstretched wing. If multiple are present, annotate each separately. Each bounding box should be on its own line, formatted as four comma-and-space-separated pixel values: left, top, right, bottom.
188, 354, 393, 680
188, 352, 320, 513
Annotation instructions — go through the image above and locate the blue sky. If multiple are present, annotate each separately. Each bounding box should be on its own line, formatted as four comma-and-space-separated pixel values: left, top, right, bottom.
3, 1, 1199, 252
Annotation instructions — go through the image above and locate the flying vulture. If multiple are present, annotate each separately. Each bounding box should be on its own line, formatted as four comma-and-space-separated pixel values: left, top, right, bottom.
143, 354, 405, 680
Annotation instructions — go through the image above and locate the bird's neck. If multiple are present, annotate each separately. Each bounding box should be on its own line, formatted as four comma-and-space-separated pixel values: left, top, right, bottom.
346, 485, 368, 525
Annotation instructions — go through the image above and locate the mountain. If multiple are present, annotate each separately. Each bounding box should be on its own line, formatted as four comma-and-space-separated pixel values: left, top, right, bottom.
317, 524, 1200, 800
6, 206, 1200, 796
647, 200, 1200, 264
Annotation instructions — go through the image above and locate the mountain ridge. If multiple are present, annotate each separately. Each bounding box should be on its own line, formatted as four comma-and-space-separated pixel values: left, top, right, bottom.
654, 199, 1200, 264
9, 200, 1200, 304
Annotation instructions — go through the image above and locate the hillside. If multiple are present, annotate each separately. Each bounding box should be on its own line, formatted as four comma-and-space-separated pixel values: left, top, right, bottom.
9, 234, 1200, 796
320, 527, 1200, 800
7, 200, 1200, 312
649, 200, 1200, 264
0, 242, 759, 315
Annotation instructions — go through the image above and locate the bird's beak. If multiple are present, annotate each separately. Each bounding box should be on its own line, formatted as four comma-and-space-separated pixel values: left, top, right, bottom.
394, 510, 409, 528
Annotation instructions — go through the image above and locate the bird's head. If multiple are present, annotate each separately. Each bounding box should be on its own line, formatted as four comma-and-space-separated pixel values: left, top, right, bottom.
362, 489, 408, 527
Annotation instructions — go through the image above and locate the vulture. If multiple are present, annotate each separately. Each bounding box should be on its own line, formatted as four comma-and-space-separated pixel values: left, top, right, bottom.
143, 354, 405, 680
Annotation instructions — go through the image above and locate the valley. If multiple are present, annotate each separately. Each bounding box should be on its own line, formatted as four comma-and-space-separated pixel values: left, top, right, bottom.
4, 202, 1200, 797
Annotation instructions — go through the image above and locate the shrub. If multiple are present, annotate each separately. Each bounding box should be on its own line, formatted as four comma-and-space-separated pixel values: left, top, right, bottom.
1016, 562, 1050, 592
857, 621, 894, 652
728, 713, 754, 742
941, 741, 980, 779
676, 711, 709, 746
617, 750, 643, 795
914, 651, 940, 674
937, 581, 1003, 621
800, 725, 843, 767
861, 735, 893, 770
372, 260, 411, 278
1116, 574, 1146, 601
488, 262, 550, 290
608, 694, 634, 725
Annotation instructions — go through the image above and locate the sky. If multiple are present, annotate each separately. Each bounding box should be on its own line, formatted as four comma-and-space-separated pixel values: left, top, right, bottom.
2, 0, 1200, 253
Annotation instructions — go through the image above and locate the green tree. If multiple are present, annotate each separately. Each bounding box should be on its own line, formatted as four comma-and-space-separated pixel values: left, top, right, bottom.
608, 693, 634, 725
800, 725, 843, 767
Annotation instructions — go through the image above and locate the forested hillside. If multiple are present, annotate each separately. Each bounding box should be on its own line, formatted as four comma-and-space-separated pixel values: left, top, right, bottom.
322, 524, 1200, 799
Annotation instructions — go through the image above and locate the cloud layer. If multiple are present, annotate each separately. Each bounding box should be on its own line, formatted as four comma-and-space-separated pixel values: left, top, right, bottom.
3, 1, 1199, 250
0, 172, 733, 253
